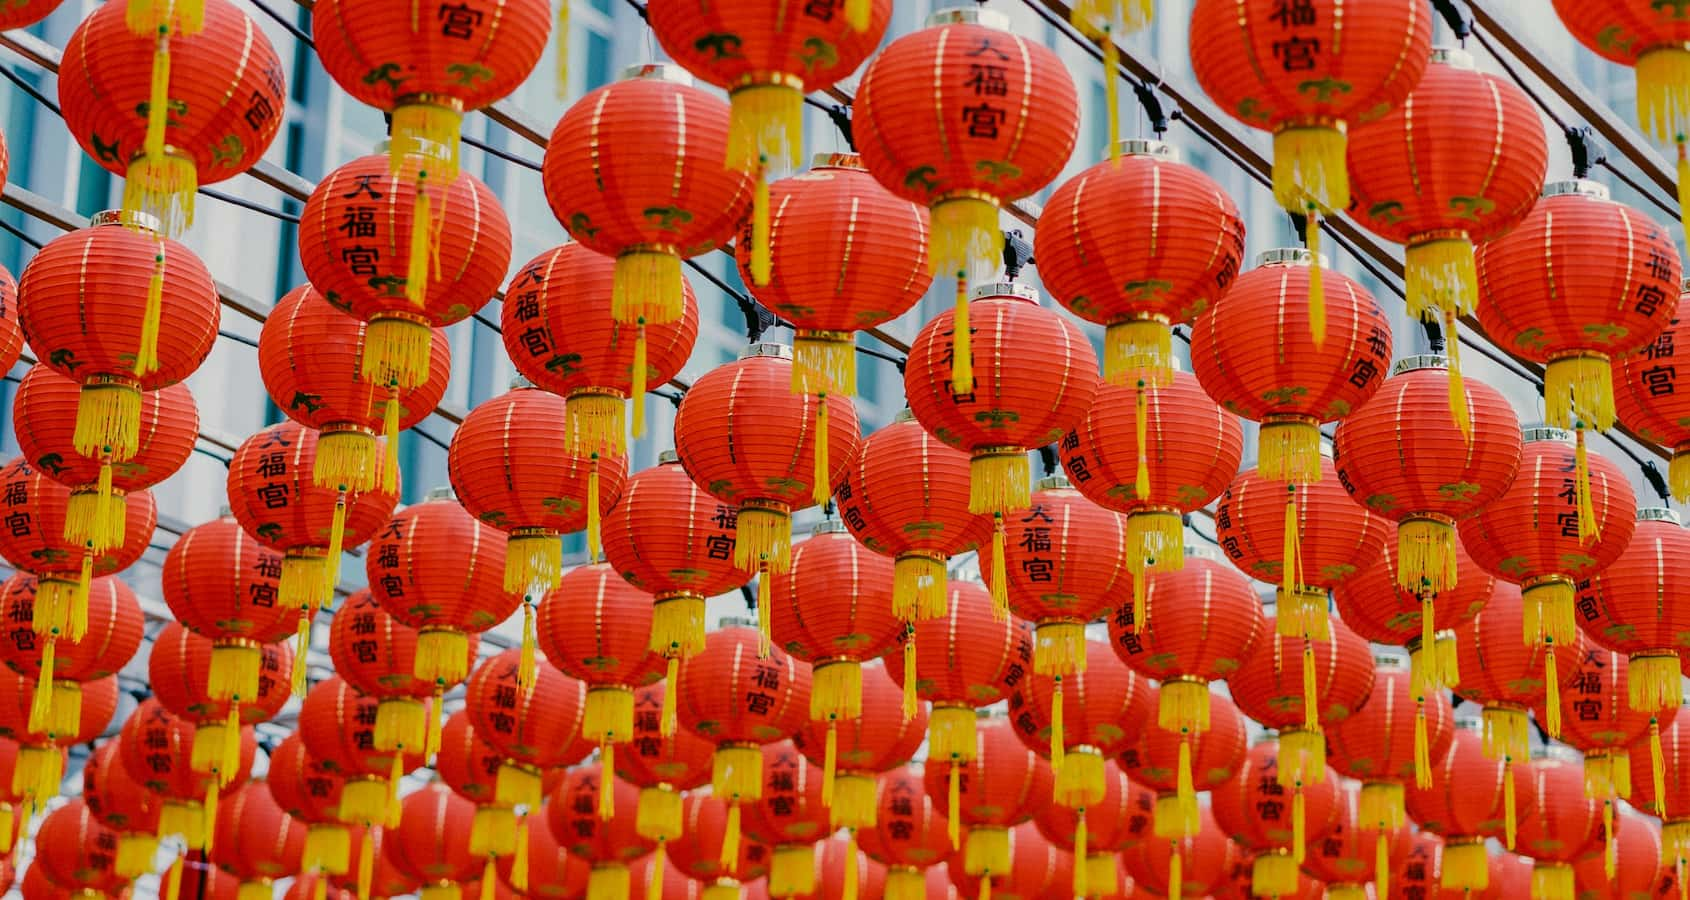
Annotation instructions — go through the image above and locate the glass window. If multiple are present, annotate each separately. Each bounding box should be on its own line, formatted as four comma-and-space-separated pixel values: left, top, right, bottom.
73, 157, 111, 218
585, 30, 613, 92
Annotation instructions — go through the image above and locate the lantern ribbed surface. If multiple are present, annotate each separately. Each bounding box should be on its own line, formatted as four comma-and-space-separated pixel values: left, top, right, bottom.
1575, 512, 1690, 713
792, 660, 926, 775
1573, 811, 1662, 899
0, 266, 18, 377
920, 717, 1053, 831
1119, 807, 1231, 898
1300, 786, 1380, 888
649, 1, 888, 97
547, 765, 654, 865
1211, 739, 1341, 851
1119, 689, 1248, 795
434, 712, 503, 804
769, 527, 903, 667
148, 623, 291, 725
227, 422, 398, 562
297, 677, 424, 781
464, 649, 591, 771
984, 482, 1129, 662
0, 0, 62, 30
263, 733, 343, 826
1327, 664, 1455, 783
385, 783, 482, 887
890, 579, 1032, 709
1514, 754, 1604, 864
328, 589, 477, 702
366, 497, 520, 637
1406, 723, 1507, 840
212, 779, 306, 884
741, 741, 829, 850
118, 698, 254, 801
1451, 581, 1586, 709
1616, 318, 1690, 501
538, 563, 664, 691
944, 823, 1072, 899
0, 574, 142, 683
1065, 370, 1244, 517
1331, 530, 1493, 644
33, 800, 124, 895
612, 682, 715, 792
13, 365, 197, 493
1110, 552, 1266, 686
665, 791, 773, 885
1216, 458, 1389, 588
1229, 615, 1376, 729
859, 767, 953, 870
0, 457, 156, 580
1009, 641, 1152, 758
676, 625, 812, 747
82, 739, 160, 838
1033, 760, 1155, 856
160, 516, 295, 645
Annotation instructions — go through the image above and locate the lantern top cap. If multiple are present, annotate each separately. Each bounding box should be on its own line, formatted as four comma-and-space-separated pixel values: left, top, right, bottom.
621, 63, 695, 87
1392, 355, 1450, 375
1430, 46, 1475, 68
1035, 474, 1071, 491
425, 486, 456, 501
658, 450, 680, 465
1118, 139, 1181, 162
91, 210, 161, 233
218, 505, 233, 517
739, 342, 794, 361
720, 616, 757, 629
812, 153, 864, 171
894, 408, 916, 424
926, 6, 1010, 29
811, 519, 847, 536
509, 375, 534, 390
1453, 714, 1483, 732
1255, 248, 1330, 269
1639, 507, 1681, 524
1522, 425, 1575, 444
1542, 179, 1610, 201
1532, 744, 1581, 764
970, 282, 1040, 304
1373, 648, 1409, 669
1185, 544, 1223, 564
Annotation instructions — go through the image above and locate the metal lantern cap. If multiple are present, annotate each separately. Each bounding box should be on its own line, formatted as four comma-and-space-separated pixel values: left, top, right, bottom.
970, 282, 1040, 303
1373, 648, 1410, 669
1392, 354, 1451, 375
812, 519, 847, 536
622, 63, 694, 87
1542, 179, 1610, 201
1430, 46, 1475, 68
658, 450, 680, 465
425, 486, 456, 501
740, 342, 794, 361
509, 375, 535, 390
1185, 544, 1222, 564
813, 152, 864, 170
91, 209, 163, 233
1119, 139, 1181, 162
927, 6, 1010, 29
1522, 425, 1575, 444
1035, 474, 1070, 491
1639, 507, 1682, 524
720, 616, 758, 629
1256, 248, 1330, 269
894, 408, 916, 424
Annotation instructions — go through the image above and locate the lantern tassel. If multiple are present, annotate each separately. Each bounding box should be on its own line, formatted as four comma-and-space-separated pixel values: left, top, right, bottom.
73, 555, 90, 642
1575, 425, 1600, 542
385, 750, 403, 828
137, 242, 166, 377
732, 503, 792, 582
1279, 728, 1325, 788
1681, 141, 1690, 252
78, 459, 120, 554
1073, 813, 1089, 898
719, 802, 741, 870
1533, 863, 1575, 900
495, 763, 542, 812
843, 831, 860, 900
1168, 845, 1182, 900
1415, 701, 1431, 789
1505, 761, 1518, 850
1301, 641, 1318, 731
415, 628, 471, 685
1376, 833, 1390, 900
1282, 485, 1302, 601
845, 0, 870, 30
115, 834, 157, 878
902, 635, 917, 720
1443, 839, 1490, 891
1655, 718, 1669, 816
1107, 319, 1174, 386
554, 0, 569, 98
27, 639, 54, 737
363, 318, 435, 392
1104, 34, 1120, 165
165, 854, 184, 900
1050, 679, 1066, 774
613, 250, 684, 334
75, 381, 143, 465
894, 554, 948, 623
757, 570, 771, 657
405, 181, 433, 307
1272, 125, 1350, 216
0, 803, 12, 855
1293, 789, 1306, 864
599, 739, 615, 819
1405, 238, 1479, 321
661, 655, 679, 737
948, 763, 962, 851
1632, 653, 1684, 712
221, 704, 242, 787
646, 843, 664, 900
1306, 214, 1326, 346
1545, 640, 1563, 739
1134, 380, 1150, 499
823, 722, 838, 809
480, 859, 496, 900
358, 826, 374, 900
1176, 738, 1196, 830
813, 396, 830, 506
382, 387, 401, 494
125, 33, 199, 237
989, 516, 1009, 622
1158, 680, 1211, 736
292, 614, 311, 695
202, 776, 220, 852
513, 816, 530, 890
752, 165, 771, 287
325, 495, 347, 600
966, 827, 1011, 878
1418, 590, 1438, 693
952, 275, 973, 395
631, 325, 647, 440
1443, 308, 1473, 442
1545, 354, 1616, 433
519, 600, 538, 692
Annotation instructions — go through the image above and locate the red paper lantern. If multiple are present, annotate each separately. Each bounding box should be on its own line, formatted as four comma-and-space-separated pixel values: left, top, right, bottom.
1346, 48, 1549, 339
118, 698, 255, 854
1227, 613, 1375, 789
1117, 688, 1248, 843
1573, 811, 1662, 900
543, 64, 752, 348
944, 823, 1072, 900
904, 283, 1099, 606
791, 659, 926, 840
161, 512, 295, 651
1633, 714, 1690, 880
1331, 528, 1493, 681
1210, 738, 1341, 897
258, 284, 449, 494
854, 7, 1078, 320
500, 243, 698, 459
601, 451, 747, 715
1476, 180, 1681, 432
0, 265, 19, 377
365, 495, 520, 686
1037, 140, 1245, 384
1406, 719, 1508, 892
385, 783, 483, 900
673, 344, 860, 631
498, 804, 591, 900
548, 766, 655, 900
0, 0, 63, 30
0, 573, 139, 743
264, 733, 350, 879
81, 740, 161, 880
1515, 750, 1605, 900
347, 825, 423, 900
436, 711, 503, 808
665, 791, 773, 892
612, 683, 717, 868
1616, 316, 1690, 500
739, 742, 830, 898
1062, 369, 1244, 606
920, 717, 1054, 887
297, 677, 426, 830
58, 0, 285, 233
1033, 762, 1152, 899
1189, 0, 1431, 221
859, 767, 953, 900
463, 649, 592, 814
328, 589, 477, 761
1190, 249, 1392, 482
1574, 507, 1690, 716
1301, 785, 1389, 897
212, 779, 307, 895
33, 800, 126, 897
1120, 807, 1231, 899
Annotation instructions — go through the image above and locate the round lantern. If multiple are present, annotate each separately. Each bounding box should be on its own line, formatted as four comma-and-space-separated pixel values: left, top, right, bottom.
602, 450, 747, 728
463, 649, 592, 815
1210, 737, 1342, 897
13, 365, 195, 553
673, 344, 860, 641
860, 767, 953, 900
1120, 807, 1231, 900
1063, 367, 1244, 605
1190, 248, 1392, 482
1033, 762, 1151, 899
855, 7, 1079, 345
436, 715, 525, 896
0, 0, 63, 30
264, 733, 349, 879
1405, 718, 1508, 891
1301, 785, 1388, 899
739, 742, 830, 898
1615, 314, 1690, 500
1346, 47, 1549, 345
904, 282, 1099, 606
212, 779, 306, 898
1633, 714, 1690, 884
0, 573, 141, 740
365, 493, 520, 686
944, 823, 1072, 900
548, 766, 654, 900
299, 150, 510, 390
498, 804, 591, 900
500, 243, 698, 457
1458, 426, 1636, 715
1037, 140, 1245, 384
730, 153, 929, 393
1189, 0, 1431, 226
1515, 749, 1605, 900
1117, 687, 1248, 843
297, 677, 427, 831
59, 0, 285, 233
16, 212, 215, 461
82, 740, 161, 879
33, 799, 125, 898
612, 682, 717, 892
1332, 354, 1523, 687
1110, 546, 1265, 830
791, 660, 926, 840
227, 421, 400, 680
665, 790, 773, 894
118, 698, 256, 855
1573, 811, 1663, 900
537, 561, 664, 815
385, 783, 482, 900
258, 284, 450, 494
920, 717, 1054, 888
1574, 507, 1690, 714
449, 384, 627, 593
1476, 180, 1681, 432
148, 623, 290, 790
0, 265, 18, 376
543, 64, 752, 346
328, 589, 478, 763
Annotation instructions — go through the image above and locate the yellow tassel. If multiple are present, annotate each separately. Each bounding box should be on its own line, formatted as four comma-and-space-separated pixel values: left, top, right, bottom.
1632, 653, 1684, 712
1306, 214, 1326, 347
1301, 642, 1318, 731
772, 846, 817, 897
1106, 319, 1175, 387
1293, 788, 1306, 863
661, 655, 680, 737
1533, 862, 1576, 900
1168, 844, 1182, 900
1253, 852, 1300, 898
931, 195, 999, 284
495, 763, 543, 811
323, 496, 347, 601
292, 614, 311, 696
1415, 701, 1431, 789
902, 632, 918, 721
358, 826, 374, 900
720, 802, 742, 870
970, 451, 1031, 518
165, 854, 184, 900
952, 276, 973, 396
209, 642, 262, 705
317, 429, 379, 495
386, 751, 403, 828
74, 380, 143, 464
1272, 125, 1350, 214
415, 628, 471, 685
1282, 484, 1302, 599
1055, 747, 1106, 811
471, 806, 518, 858
752, 167, 771, 287
362, 317, 435, 391
318, 876, 329, 900
1050, 679, 1066, 773
1375, 833, 1390, 900
1073, 814, 1089, 898
831, 773, 878, 831
813, 397, 831, 506
793, 330, 858, 398
843, 831, 860, 900
989, 516, 1009, 622
1505, 762, 1517, 850
220, 704, 242, 787
568, 389, 629, 459
135, 241, 167, 377
83, 462, 119, 553
1131, 568, 1146, 636
0, 803, 12, 855
757, 570, 772, 658
513, 815, 530, 890
1545, 641, 1563, 739
845, 0, 870, 30
1405, 237, 1479, 321
1483, 705, 1531, 763
1681, 143, 1690, 256
713, 744, 763, 803
1524, 579, 1579, 648
823, 722, 839, 808
304, 824, 350, 875
948, 763, 962, 851
732, 502, 792, 578
1442, 838, 1490, 891
650, 594, 707, 661
1575, 426, 1600, 542
124, 154, 197, 242
600, 740, 615, 819
405, 183, 433, 308
71, 556, 90, 642
1418, 592, 1438, 693
115, 834, 157, 878
612, 250, 685, 331
27, 640, 53, 736
727, 85, 802, 174
1279, 728, 1326, 788
646, 843, 664, 900
479, 859, 496, 900
552, 0, 570, 97
1176, 738, 1195, 829
965, 827, 1011, 877
519, 600, 537, 693
202, 777, 220, 852
1159, 680, 1211, 735
1443, 309, 1473, 443
1259, 418, 1322, 484
1134, 380, 1151, 499
627, 334, 648, 441
1655, 718, 1669, 816
637, 787, 684, 844
142, 31, 170, 173
382, 388, 401, 495
1545, 354, 1617, 433
1154, 792, 1195, 841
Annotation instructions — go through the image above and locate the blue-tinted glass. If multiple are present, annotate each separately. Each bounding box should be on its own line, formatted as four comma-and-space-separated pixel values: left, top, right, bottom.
585, 31, 612, 92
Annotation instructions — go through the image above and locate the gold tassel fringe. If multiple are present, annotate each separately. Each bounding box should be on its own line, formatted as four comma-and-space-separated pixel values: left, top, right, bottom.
612, 250, 684, 330
1105, 318, 1174, 387
1442, 837, 1490, 891
770, 846, 815, 898
1055, 746, 1105, 810
64, 486, 127, 554
1532, 862, 1575, 900
505, 533, 562, 596
794, 330, 856, 398
1258, 419, 1322, 483
732, 503, 792, 576
74, 381, 142, 470
496, 762, 543, 812
414, 628, 470, 685
969, 450, 1030, 517
375, 697, 426, 755
361, 317, 434, 391
964, 826, 1010, 877
1252, 852, 1300, 899
1272, 125, 1349, 214
1634, 653, 1685, 712
303, 824, 350, 875
116, 833, 159, 878
893, 552, 948, 623
1405, 237, 1478, 321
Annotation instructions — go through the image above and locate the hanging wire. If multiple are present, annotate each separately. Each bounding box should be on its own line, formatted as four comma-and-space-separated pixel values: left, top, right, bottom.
0, 217, 43, 249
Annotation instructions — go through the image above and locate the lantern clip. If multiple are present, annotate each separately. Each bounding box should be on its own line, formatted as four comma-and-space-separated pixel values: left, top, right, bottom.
1565, 125, 1607, 179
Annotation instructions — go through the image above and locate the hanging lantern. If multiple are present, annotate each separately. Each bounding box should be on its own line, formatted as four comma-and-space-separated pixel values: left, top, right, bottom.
769, 521, 903, 802
859, 767, 954, 900
118, 698, 255, 858
1405, 718, 1509, 892
173, 860, 242, 900
538, 562, 665, 816
258, 284, 450, 495
463, 649, 593, 817
383, 783, 483, 900
1633, 715, 1690, 890
943, 823, 1072, 900
905, 282, 1100, 614
0, 0, 63, 29
1120, 806, 1231, 900
1449, 581, 1587, 851
803, 837, 887, 900
436, 715, 525, 900
739, 742, 830, 899
340, 821, 423, 900
0, 264, 19, 376
611, 682, 717, 896
1227, 613, 1375, 798
1458, 426, 1636, 713
13, 365, 195, 554
1326, 657, 1456, 898
82, 740, 163, 880
366, 493, 521, 689
0, 680, 82, 814
673, 344, 860, 647
1117, 688, 1247, 845
499, 802, 591, 900
1301, 784, 1390, 900
1476, 179, 1680, 432
329, 590, 478, 765
0, 458, 155, 651
920, 717, 1054, 892
500, 243, 698, 456
731, 154, 930, 397
1346, 47, 1550, 396
297, 677, 428, 832
543, 63, 752, 345
20, 864, 118, 900
58, 0, 285, 234
264, 733, 350, 882
1574, 811, 1664, 900
1575, 507, 1690, 715
602, 451, 748, 729
1331, 526, 1494, 685
888, 579, 1032, 846
1038, 140, 1245, 384
15, 208, 214, 477
299, 150, 510, 390
855, 6, 1079, 369
33, 800, 128, 899
1111, 546, 1265, 838
1064, 367, 1244, 615
211, 780, 307, 900
1616, 315, 1690, 500
148, 623, 291, 791
663, 790, 774, 894
0, 574, 141, 741
547, 766, 654, 900
1516, 749, 1606, 900
1032, 761, 1149, 899
227, 421, 400, 684
1189, 0, 1431, 319
835, 410, 991, 682
1211, 737, 1341, 898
